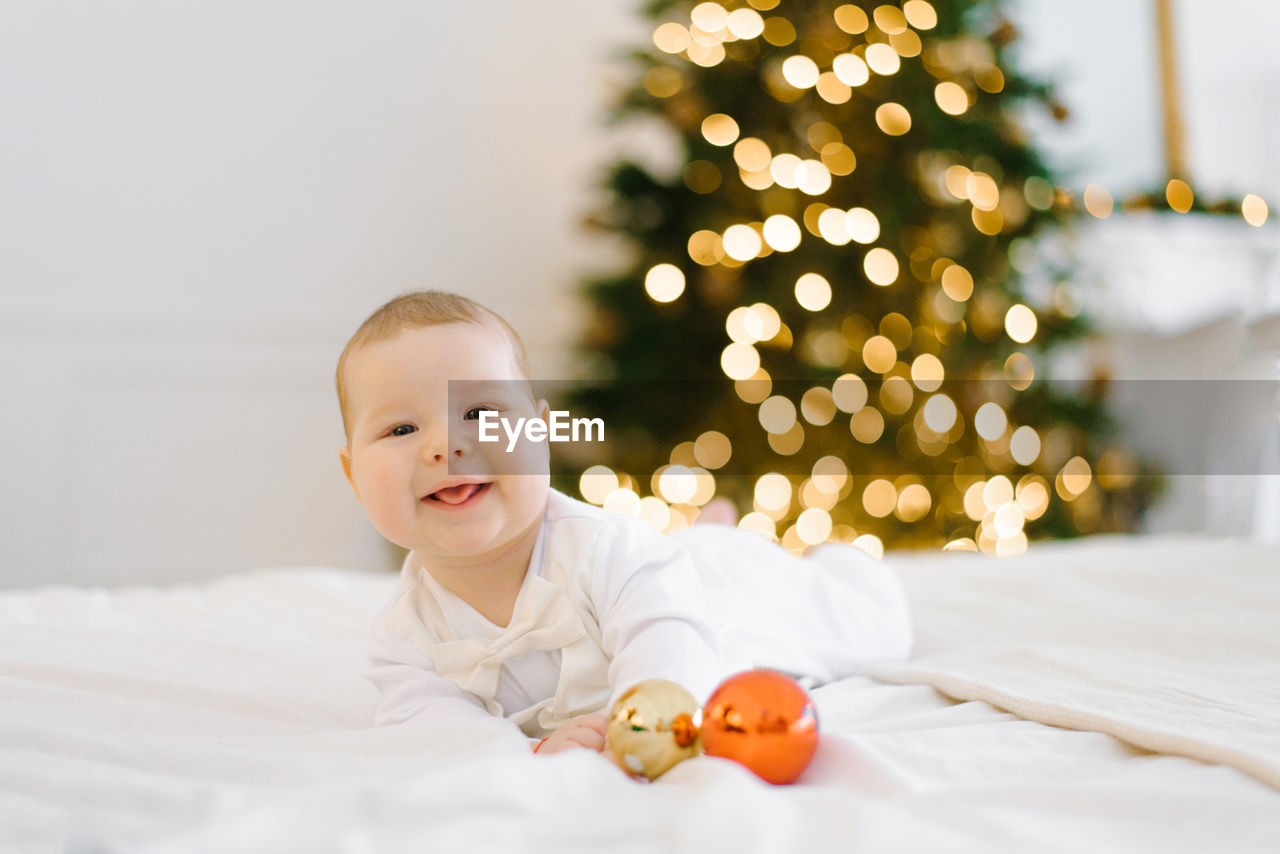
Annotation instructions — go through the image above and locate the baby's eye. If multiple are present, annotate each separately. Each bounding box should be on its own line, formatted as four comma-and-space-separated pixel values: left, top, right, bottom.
464, 406, 495, 421
389, 424, 416, 437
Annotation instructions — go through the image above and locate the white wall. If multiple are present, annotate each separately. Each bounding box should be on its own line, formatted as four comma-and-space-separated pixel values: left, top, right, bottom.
1012, 0, 1280, 204
0, 1, 643, 586
2, 1, 1277, 587
1013, 0, 1280, 539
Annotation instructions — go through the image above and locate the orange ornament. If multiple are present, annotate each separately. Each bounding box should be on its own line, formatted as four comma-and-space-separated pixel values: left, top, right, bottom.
701, 669, 819, 785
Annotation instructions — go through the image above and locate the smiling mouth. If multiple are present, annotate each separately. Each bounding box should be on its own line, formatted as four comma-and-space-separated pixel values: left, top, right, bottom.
423, 482, 491, 507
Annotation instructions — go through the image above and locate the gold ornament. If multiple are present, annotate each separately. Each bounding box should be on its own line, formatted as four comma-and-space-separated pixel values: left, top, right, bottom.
607, 679, 703, 780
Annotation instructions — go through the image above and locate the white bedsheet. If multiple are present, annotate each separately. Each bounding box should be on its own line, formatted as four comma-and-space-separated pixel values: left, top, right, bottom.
2, 538, 1279, 853
875, 535, 1280, 789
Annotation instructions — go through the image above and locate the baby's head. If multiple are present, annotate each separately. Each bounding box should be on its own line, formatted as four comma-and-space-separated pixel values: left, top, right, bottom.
336, 290, 530, 443
337, 291, 551, 562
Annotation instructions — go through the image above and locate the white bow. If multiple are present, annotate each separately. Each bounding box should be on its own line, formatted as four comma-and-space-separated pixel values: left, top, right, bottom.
428, 575, 588, 703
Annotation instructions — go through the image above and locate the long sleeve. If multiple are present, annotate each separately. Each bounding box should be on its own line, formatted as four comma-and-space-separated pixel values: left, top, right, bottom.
366, 620, 498, 727
590, 516, 742, 709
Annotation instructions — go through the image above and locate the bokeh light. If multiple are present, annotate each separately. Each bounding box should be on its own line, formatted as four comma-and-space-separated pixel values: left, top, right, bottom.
910, 353, 944, 391
934, 81, 968, 115
903, 0, 938, 29
763, 214, 802, 251
658, 465, 698, 504
833, 53, 870, 87
833, 374, 869, 412
1083, 184, 1114, 218
833, 5, 869, 34
845, 208, 880, 243
702, 113, 740, 146
759, 394, 798, 434
653, 23, 691, 54
1166, 179, 1193, 213
726, 7, 765, 38
1005, 304, 1038, 343
782, 55, 820, 88
1243, 193, 1269, 226
866, 44, 901, 76
734, 137, 772, 172
975, 402, 1007, 441
579, 465, 618, 505
644, 264, 686, 303
940, 264, 974, 301
875, 102, 911, 134
795, 272, 833, 311
721, 342, 761, 379
694, 430, 732, 469
864, 247, 900, 285
1010, 426, 1042, 465
723, 224, 763, 260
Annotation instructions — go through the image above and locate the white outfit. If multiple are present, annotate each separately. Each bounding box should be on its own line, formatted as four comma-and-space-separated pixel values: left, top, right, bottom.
367, 488, 912, 739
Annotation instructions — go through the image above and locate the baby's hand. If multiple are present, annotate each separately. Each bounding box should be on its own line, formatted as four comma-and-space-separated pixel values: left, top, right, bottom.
536, 713, 608, 754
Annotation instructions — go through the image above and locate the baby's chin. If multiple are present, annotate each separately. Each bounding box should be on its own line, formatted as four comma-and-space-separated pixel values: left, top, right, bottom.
417, 517, 539, 560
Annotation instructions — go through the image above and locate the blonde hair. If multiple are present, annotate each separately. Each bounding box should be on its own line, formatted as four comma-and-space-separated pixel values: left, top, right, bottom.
336, 290, 529, 441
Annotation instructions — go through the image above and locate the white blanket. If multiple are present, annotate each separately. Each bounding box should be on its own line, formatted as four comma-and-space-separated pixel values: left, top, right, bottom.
2, 538, 1279, 853
875, 535, 1280, 790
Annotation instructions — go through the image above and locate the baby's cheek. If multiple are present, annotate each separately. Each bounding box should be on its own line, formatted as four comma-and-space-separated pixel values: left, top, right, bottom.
357, 465, 410, 524
484, 436, 549, 478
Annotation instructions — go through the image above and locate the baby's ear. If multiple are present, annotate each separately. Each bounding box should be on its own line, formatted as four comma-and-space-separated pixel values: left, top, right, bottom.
537, 399, 551, 422
339, 446, 361, 502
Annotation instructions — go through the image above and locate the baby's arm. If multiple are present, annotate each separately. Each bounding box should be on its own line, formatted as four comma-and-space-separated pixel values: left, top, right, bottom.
367, 625, 502, 726
593, 520, 735, 709
371, 616, 608, 757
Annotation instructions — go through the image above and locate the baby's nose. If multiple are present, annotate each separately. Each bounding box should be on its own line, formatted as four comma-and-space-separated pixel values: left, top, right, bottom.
422, 440, 466, 464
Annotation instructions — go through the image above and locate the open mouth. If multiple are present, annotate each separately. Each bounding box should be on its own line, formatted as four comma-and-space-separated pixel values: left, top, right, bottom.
422, 481, 491, 507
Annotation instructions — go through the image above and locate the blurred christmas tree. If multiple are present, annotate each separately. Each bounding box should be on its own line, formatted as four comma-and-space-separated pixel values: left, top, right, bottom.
568, 0, 1156, 555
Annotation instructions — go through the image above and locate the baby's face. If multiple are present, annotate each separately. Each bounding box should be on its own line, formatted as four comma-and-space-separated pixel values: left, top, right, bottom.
339, 323, 550, 562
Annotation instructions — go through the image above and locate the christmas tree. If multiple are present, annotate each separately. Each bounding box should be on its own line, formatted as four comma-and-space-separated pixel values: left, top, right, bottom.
567, 0, 1155, 555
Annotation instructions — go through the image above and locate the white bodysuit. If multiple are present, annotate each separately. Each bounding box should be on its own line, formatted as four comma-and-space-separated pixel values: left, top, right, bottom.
367, 488, 912, 739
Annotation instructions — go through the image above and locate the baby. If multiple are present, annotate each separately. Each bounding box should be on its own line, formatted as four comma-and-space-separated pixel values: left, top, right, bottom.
338, 291, 912, 755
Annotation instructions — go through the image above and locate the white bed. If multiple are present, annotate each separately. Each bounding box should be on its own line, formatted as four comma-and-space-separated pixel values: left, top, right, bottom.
4, 536, 1279, 853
